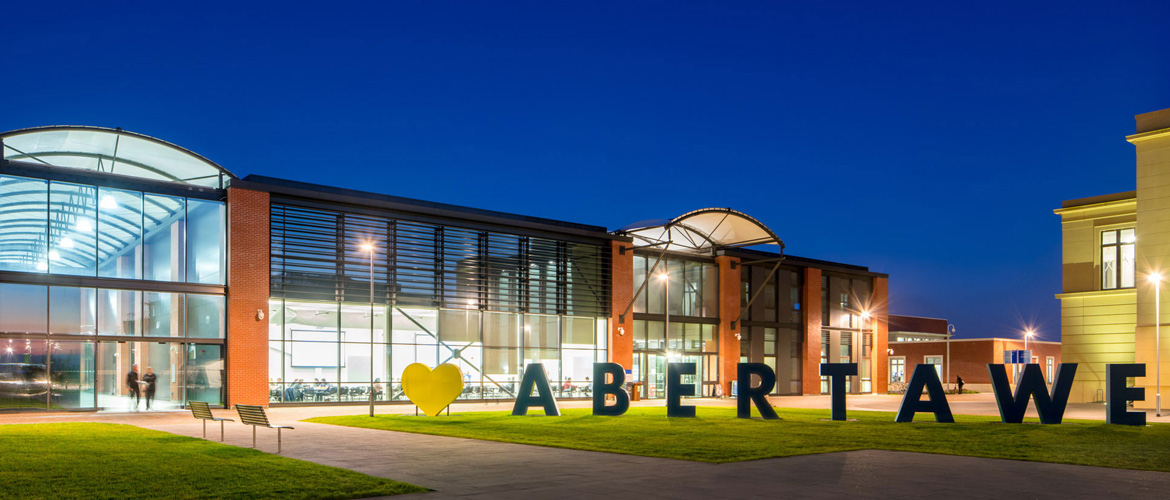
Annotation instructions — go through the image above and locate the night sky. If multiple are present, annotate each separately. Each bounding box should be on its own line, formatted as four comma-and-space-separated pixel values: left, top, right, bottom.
4, 1, 1169, 340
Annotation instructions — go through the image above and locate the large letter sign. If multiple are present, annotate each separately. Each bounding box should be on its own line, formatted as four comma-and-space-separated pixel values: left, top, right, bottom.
737, 363, 780, 420
895, 364, 954, 423
820, 363, 857, 421
1106, 363, 1146, 426
666, 362, 697, 418
592, 363, 629, 416
987, 363, 1077, 424
512, 363, 560, 416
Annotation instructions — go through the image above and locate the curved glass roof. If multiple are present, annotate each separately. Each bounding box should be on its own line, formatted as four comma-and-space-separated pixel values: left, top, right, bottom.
617, 208, 784, 255
1, 126, 234, 188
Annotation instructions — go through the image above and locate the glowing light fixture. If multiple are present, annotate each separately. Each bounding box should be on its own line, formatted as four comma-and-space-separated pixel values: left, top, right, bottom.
35, 261, 48, 271
60, 237, 74, 249
99, 195, 118, 210
75, 219, 93, 232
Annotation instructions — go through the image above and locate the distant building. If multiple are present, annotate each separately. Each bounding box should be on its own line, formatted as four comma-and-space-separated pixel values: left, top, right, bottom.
886, 315, 1062, 393
1055, 106, 1170, 407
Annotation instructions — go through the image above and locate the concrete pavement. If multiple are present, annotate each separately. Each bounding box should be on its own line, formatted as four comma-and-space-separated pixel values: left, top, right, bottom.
3, 396, 1170, 499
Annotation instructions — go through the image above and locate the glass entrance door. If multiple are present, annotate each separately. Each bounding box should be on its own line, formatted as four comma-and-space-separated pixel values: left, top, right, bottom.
633, 352, 667, 399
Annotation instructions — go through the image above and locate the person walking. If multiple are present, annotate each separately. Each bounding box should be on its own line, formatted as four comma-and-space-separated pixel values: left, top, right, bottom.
956, 375, 965, 395
126, 364, 141, 409
142, 367, 158, 410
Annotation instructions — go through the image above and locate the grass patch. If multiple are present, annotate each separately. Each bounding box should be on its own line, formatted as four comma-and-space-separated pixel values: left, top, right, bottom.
309, 406, 1170, 470
0, 423, 425, 500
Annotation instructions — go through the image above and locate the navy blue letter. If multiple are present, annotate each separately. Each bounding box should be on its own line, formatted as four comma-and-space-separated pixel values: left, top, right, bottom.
737, 363, 779, 420
895, 364, 954, 423
512, 363, 560, 416
666, 362, 696, 418
592, 363, 629, 416
1106, 363, 1146, 426
821, 363, 857, 421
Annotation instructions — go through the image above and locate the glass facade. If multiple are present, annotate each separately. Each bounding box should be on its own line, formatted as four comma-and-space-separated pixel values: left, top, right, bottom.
0, 175, 226, 284
267, 300, 606, 402
738, 265, 804, 395
268, 202, 611, 403
0, 173, 226, 411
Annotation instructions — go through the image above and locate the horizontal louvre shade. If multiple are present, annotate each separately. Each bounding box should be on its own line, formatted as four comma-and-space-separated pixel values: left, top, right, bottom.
270, 204, 611, 317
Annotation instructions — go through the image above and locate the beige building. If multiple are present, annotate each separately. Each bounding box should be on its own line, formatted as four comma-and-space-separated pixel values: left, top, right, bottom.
1056, 107, 1170, 406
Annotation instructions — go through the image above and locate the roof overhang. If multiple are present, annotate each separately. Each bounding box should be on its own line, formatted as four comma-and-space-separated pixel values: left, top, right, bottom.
615, 208, 784, 255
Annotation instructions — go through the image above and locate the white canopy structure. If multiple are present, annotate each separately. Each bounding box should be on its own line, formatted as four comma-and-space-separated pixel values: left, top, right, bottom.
1, 126, 234, 188
616, 208, 784, 255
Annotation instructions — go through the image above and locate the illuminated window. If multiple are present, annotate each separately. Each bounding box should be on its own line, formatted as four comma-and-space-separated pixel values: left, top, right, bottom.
1101, 228, 1135, 289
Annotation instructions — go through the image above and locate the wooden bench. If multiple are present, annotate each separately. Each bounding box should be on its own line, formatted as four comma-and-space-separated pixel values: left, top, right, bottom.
235, 404, 294, 453
188, 401, 234, 442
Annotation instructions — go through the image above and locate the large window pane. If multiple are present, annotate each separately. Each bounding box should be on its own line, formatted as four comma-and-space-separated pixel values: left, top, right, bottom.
0, 176, 48, 273
439, 310, 481, 344
50, 286, 96, 335
144, 292, 181, 337
632, 255, 647, 313
667, 260, 683, 316
50, 341, 95, 410
49, 182, 97, 276
392, 308, 438, 344
683, 261, 701, 316
483, 347, 520, 398
0, 339, 47, 410
97, 187, 143, 279
1121, 242, 1135, 288
524, 314, 558, 348
187, 344, 223, 406
562, 316, 595, 349
483, 311, 520, 347
340, 303, 387, 344
0, 283, 47, 333
143, 194, 185, 282
186, 199, 225, 285
702, 264, 718, 317
98, 289, 141, 336
186, 294, 224, 338
561, 349, 594, 395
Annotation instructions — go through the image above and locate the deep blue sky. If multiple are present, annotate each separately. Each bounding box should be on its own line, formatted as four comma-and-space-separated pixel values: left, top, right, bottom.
4, 1, 1169, 340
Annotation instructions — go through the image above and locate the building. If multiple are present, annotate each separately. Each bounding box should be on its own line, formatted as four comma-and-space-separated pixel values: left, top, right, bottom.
1056, 106, 1170, 406
0, 125, 889, 411
889, 337, 1061, 393
888, 314, 949, 342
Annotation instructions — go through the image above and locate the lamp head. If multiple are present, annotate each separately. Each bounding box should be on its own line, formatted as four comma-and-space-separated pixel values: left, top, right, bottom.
1025, 329, 1034, 338
1150, 272, 1163, 284
658, 272, 668, 281
860, 311, 871, 320
360, 242, 374, 252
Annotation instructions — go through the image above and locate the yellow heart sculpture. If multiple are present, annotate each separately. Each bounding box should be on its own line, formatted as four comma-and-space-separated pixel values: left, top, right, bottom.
401, 363, 465, 416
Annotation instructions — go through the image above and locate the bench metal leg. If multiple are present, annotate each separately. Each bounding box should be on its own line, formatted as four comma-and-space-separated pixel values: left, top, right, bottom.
252, 425, 256, 448
202, 420, 207, 439
277, 428, 282, 454
220, 420, 226, 442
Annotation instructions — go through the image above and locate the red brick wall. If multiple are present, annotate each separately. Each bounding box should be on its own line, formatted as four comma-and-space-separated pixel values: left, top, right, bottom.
716, 255, 741, 396
226, 187, 271, 407
609, 240, 634, 370
802, 268, 822, 395
872, 277, 889, 393
889, 339, 1062, 385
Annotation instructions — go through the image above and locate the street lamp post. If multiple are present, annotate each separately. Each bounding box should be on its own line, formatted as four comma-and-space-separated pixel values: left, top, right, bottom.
947, 324, 955, 393
1022, 329, 1035, 386
1150, 272, 1163, 417
860, 310, 870, 394
659, 271, 669, 399
361, 242, 376, 418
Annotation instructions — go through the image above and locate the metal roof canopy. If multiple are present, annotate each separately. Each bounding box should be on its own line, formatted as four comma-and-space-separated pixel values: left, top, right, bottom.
1, 126, 234, 189
614, 208, 786, 326
616, 207, 784, 255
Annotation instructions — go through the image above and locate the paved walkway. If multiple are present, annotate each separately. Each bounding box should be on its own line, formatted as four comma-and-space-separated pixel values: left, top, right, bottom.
4, 397, 1170, 499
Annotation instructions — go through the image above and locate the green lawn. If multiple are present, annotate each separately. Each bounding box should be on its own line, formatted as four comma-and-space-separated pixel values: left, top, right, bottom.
308, 406, 1170, 470
0, 423, 425, 500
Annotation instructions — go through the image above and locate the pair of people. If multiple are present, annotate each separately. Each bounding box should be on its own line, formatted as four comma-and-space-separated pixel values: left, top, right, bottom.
125, 365, 158, 410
